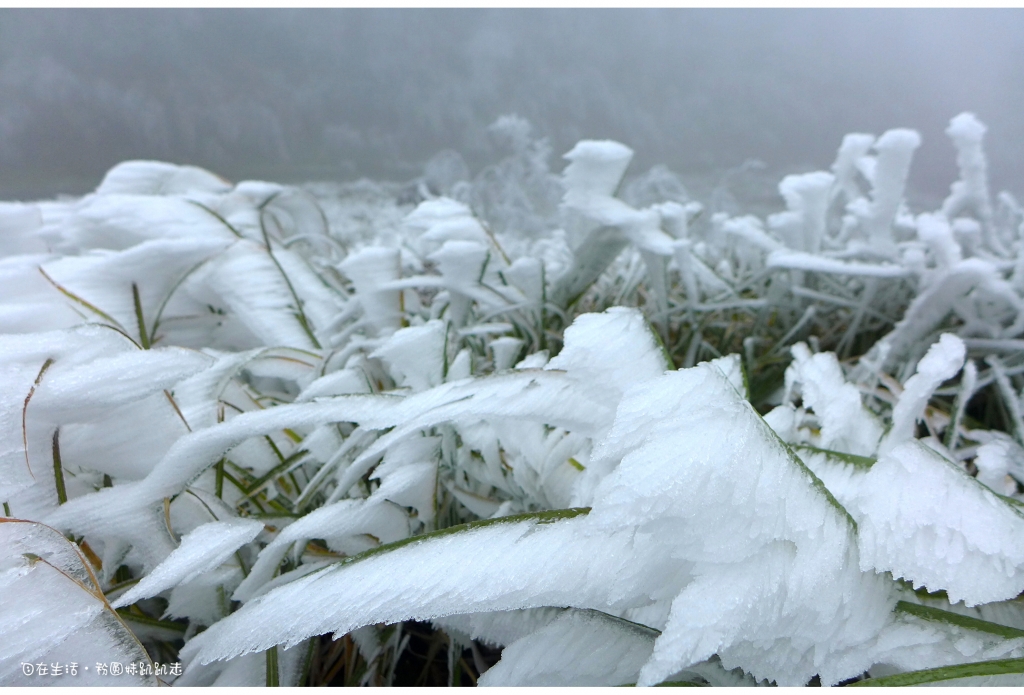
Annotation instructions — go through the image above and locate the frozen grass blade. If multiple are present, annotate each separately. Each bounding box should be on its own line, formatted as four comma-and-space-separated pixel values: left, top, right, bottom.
0, 519, 157, 684
987, 355, 1024, 447
259, 197, 322, 349
187, 199, 243, 238
21, 356, 53, 479
37, 266, 125, 332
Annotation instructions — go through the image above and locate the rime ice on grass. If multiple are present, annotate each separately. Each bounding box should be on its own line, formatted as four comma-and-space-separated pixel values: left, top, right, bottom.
5, 111, 1024, 686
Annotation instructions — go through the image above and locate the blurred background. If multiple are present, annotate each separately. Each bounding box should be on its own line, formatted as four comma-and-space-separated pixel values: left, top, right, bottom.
1, 9, 1022, 207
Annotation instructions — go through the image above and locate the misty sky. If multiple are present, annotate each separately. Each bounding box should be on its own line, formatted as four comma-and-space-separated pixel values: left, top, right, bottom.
1, 9, 1023, 206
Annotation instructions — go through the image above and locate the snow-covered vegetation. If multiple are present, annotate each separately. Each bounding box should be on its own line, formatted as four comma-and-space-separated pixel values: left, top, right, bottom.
5, 112, 1024, 686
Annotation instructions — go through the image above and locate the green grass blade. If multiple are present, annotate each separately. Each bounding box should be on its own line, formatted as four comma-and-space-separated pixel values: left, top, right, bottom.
758, 416, 858, 530
131, 282, 150, 349
115, 608, 187, 634
215, 458, 225, 498
306, 507, 592, 578
895, 600, 1024, 639
644, 315, 676, 371
51, 428, 67, 505
219, 467, 248, 493
38, 266, 123, 329
791, 444, 876, 469
187, 199, 243, 238
997, 492, 1024, 511
618, 680, 708, 687
300, 637, 317, 686
148, 258, 212, 341
849, 657, 1024, 686
244, 449, 309, 498
266, 645, 280, 686
258, 203, 323, 350
163, 389, 192, 432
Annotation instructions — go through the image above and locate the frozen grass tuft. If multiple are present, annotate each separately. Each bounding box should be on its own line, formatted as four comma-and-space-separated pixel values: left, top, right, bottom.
4, 113, 1024, 686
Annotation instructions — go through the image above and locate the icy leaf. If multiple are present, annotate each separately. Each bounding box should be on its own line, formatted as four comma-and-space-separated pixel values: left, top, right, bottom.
233, 498, 409, 602
549, 225, 629, 306
426, 240, 490, 326
831, 133, 875, 204
725, 214, 784, 253
942, 113, 994, 244
588, 365, 893, 687
177, 645, 306, 687
446, 348, 473, 381
181, 509, 602, 665
798, 431, 1024, 607
404, 197, 491, 252
204, 240, 321, 350
95, 160, 231, 196
853, 440, 1024, 606
371, 460, 437, 526
709, 354, 745, 399
57, 390, 192, 481
370, 320, 446, 391
975, 440, 1019, 496
771, 171, 834, 253
917, 212, 962, 271
166, 566, 244, 625
490, 336, 524, 372
338, 246, 402, 335
767, 250, 909, 278
49, 193, 237, 253
0, 255, 82, 334
479, 609, 656, 686
785, 343, 883, 456
433, 607, 564, 649
296, 368, 371, 402
112, 517, 263, 607
865, 129, 921, 252
562, 140, 634, 197
29, 347, 212, 421
0, 519, 155, 685
547, 306, 669, 404
881, 333, 965, 455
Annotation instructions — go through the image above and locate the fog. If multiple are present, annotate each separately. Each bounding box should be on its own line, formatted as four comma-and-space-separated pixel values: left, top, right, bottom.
2, 9, 1023, 207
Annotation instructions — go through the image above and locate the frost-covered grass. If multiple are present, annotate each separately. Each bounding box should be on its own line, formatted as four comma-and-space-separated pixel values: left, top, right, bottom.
5, 113, 1024, 686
